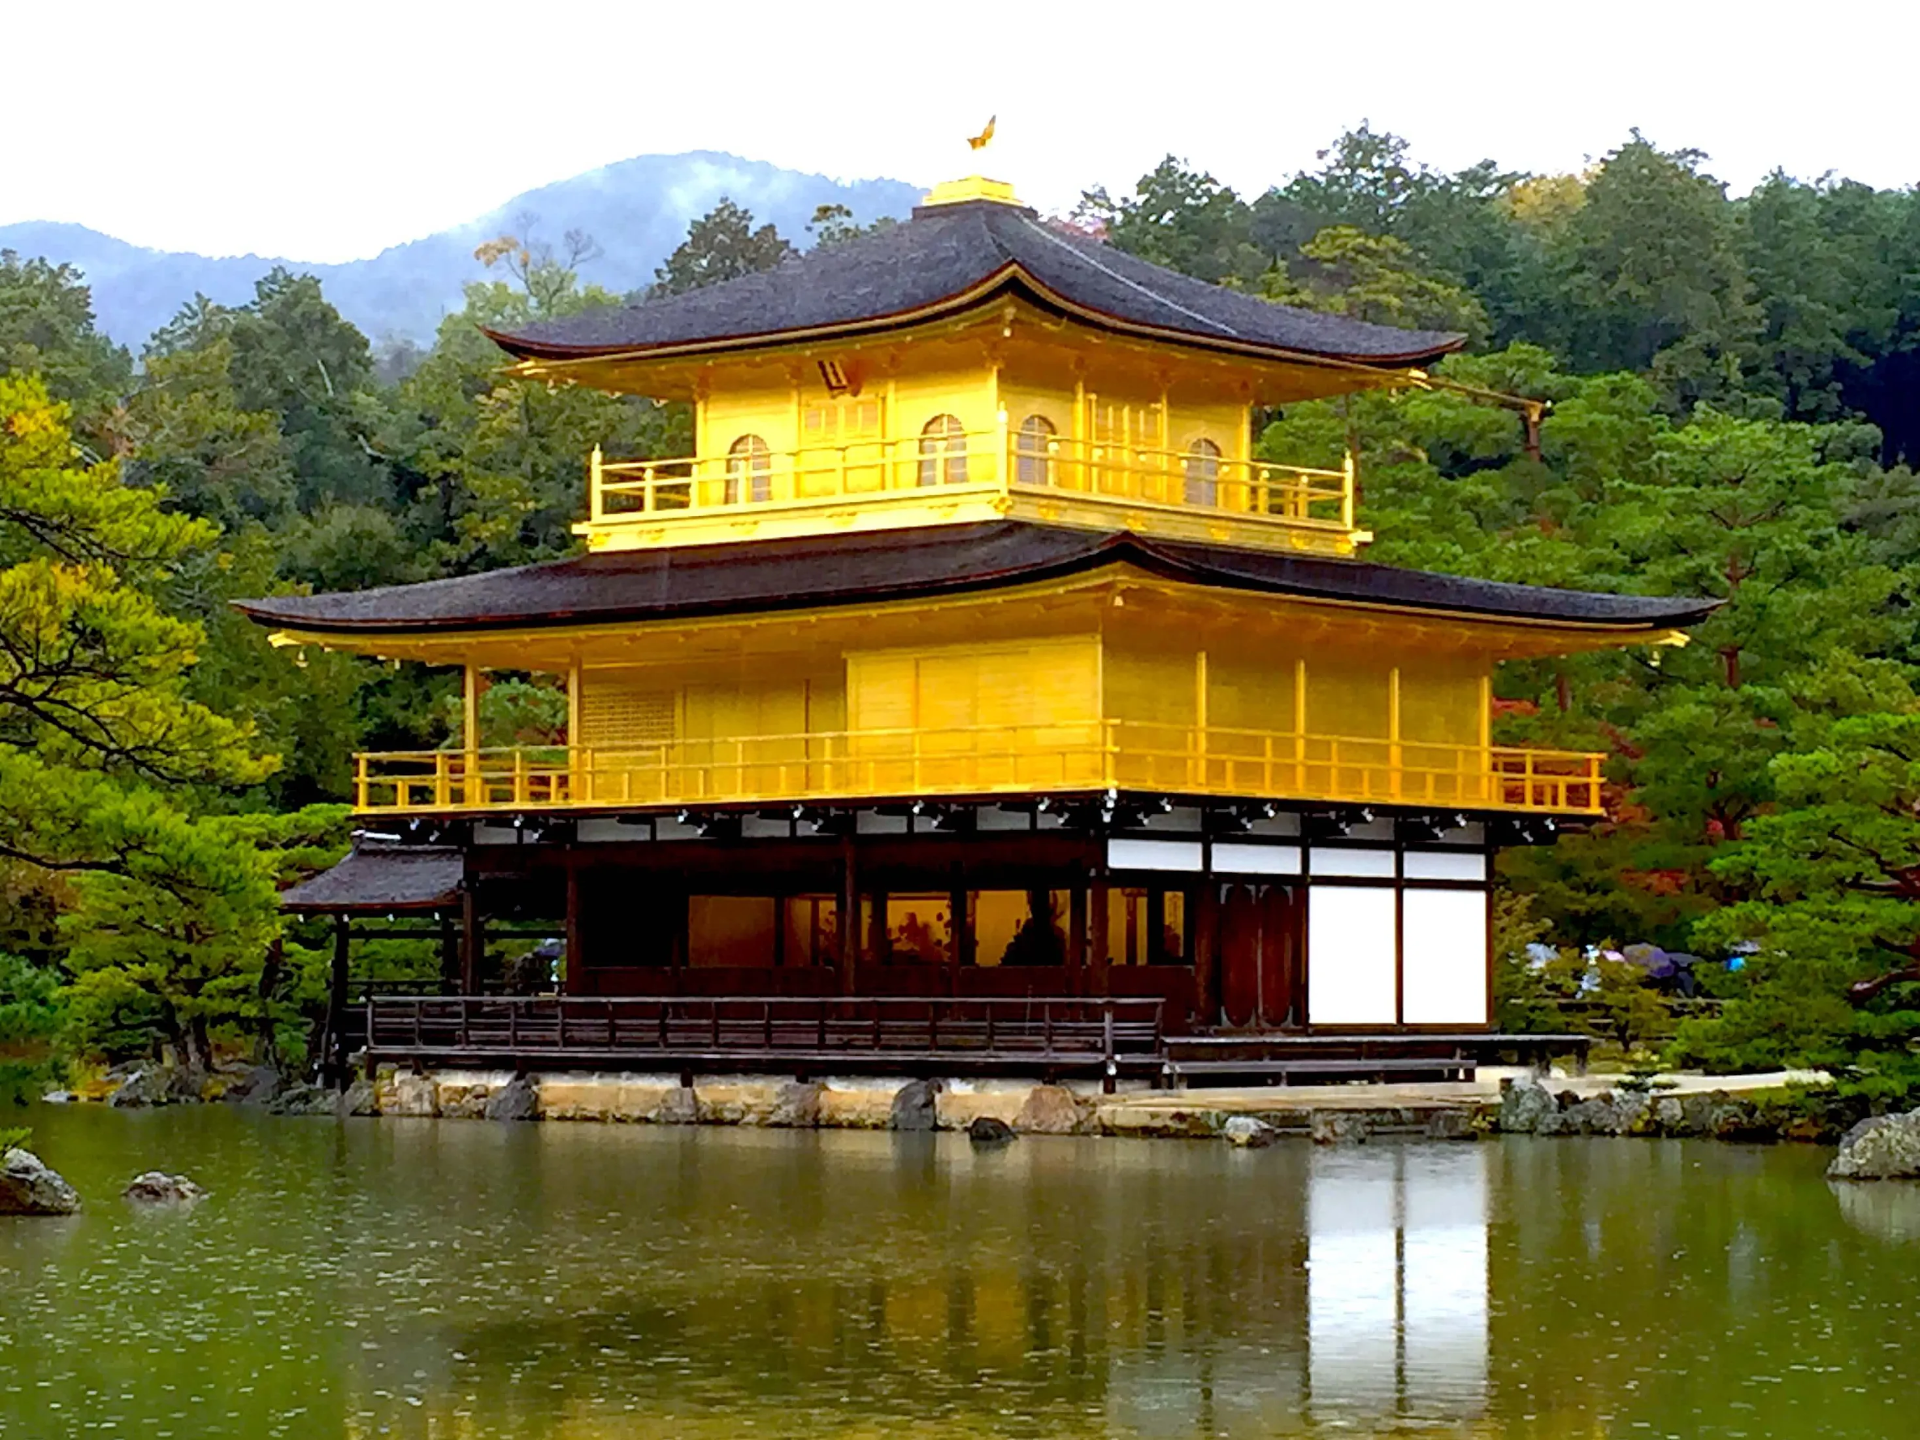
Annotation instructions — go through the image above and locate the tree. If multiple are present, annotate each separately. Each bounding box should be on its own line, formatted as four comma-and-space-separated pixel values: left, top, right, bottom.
807, 204, 897, 251
651, 199, 797, 297
0, 251, 132, 454
1077, 157, 1265, 286
1263, 226, 1487, 339
61, 804, 348, 1072
1559, 135, 1760, 404
1675, 656, 1920, 1093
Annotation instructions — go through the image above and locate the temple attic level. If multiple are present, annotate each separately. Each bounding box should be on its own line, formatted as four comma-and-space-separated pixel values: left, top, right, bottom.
246, 165, 1711, 1085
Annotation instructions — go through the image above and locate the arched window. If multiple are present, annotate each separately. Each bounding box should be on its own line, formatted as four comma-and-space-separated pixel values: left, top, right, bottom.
918, 414, 968, 487
725, 434, 771, 504
1183, 438, 1222, 507
1015, 414, 1056, 485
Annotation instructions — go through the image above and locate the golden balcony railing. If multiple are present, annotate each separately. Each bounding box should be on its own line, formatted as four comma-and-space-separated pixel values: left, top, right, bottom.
352, 724, 1603, 817
587, 430, 1357, 541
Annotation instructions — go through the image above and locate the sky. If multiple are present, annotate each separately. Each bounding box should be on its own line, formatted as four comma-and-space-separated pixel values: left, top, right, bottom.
9, 0, 1916, 263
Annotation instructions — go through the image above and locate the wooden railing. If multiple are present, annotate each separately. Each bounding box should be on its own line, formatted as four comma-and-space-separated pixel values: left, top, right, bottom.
361, 994, 1167, 1077
353, 723, 1604, 816
589, 430, 1355, 535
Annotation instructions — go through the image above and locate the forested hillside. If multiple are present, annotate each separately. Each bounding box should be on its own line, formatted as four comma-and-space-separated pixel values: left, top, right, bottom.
2, 127, 1918, 1094
0, 153, 918, 348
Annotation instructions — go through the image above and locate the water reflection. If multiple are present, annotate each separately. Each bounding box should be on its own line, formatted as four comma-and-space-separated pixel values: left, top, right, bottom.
1308, 1145, 1488, 1426
2, 1109, 1915, 1438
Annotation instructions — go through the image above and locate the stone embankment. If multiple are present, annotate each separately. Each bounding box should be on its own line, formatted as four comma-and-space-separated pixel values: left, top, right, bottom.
0, 1148, 81, 1215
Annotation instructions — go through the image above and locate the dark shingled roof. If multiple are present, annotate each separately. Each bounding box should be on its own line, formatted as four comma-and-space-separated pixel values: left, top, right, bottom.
279, 845, 463, 913
237, 523, 1715, 636
485, 200, 1464, 367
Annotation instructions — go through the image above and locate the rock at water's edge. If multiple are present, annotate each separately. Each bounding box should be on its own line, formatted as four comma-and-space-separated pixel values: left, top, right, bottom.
1829, 1110, 1920, 1180
1016, 1084, 1090, 1135
0, 1149, 81, 1216
386, 1074, 440, 1118
338, 1078, 378, 1117
1222, 1115, 1278, 1149
767, 1081, 823, 1128
267, 1082, 338, 1117
124, 1171, 207, 1204
968, 1115, 1016, 1146
890, 1079, 943, 1132
224, 1066, 283, 1106
485, 1076, 540, 1122
1425, 1108, 1478, 1141
1498, 1076, 1556, 1134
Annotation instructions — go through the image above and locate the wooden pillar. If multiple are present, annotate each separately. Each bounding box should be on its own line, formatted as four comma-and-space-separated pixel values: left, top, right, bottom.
867, 886, 889, 970
462, 663, 482, 806
326, 912, 350, 1085
950, 868, 971, 986
563, 861, 582, 996
1193, 877, 1219, 1032
460, 885, 483, 996
837, 836, 859, 996
1088, 877, 1111, 996
438, 911, 459, 992
1069, 881, 1089, 995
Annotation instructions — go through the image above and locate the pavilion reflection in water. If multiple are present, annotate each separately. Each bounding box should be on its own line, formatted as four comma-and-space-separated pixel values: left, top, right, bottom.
339, 1132, 1491, 1438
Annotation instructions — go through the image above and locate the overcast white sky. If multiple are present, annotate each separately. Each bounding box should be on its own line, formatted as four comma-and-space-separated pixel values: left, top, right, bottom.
9, 0, 1915, 262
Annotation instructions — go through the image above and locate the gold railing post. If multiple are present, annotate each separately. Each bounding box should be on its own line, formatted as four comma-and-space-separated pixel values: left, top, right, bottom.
435, 752, 450, 810
356, 754, 370, 810
589, 444, 604, 523
1342, 448, 1357, 532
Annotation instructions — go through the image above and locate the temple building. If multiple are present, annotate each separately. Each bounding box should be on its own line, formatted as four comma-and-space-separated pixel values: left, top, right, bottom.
250, 166, 1710, 1084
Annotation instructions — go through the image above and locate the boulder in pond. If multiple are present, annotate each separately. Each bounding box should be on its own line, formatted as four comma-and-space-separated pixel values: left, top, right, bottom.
967, 1115, 1017, 1146
1222, 1115, 1278, 1149
484, 1076, 540, 1122
1498, 1076, 1556, 1134
1309, 1111, 1369, 1145
1829, 1110, 1920, 1180
337, 1078, 378, 1118
124, 1171, 206, 1204
767, 1080, 823, 1128
0, 1148, 81, 1216
1016, 1084, 1090, 1135
890, 1079, 943, 1131
109, 1067, 175, 1109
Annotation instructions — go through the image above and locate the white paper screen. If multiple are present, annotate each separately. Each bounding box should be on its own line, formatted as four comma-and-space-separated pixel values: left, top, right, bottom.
1307, 885, 1398, 1024
1400, 888, 1488, 1025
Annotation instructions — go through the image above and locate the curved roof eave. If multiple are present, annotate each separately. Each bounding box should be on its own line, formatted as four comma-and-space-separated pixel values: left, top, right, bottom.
483, 265, 1466, 373
232, 525, 1716, 641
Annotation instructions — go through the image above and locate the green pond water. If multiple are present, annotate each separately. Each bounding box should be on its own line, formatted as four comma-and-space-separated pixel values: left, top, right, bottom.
0, 1105, 1915, 1439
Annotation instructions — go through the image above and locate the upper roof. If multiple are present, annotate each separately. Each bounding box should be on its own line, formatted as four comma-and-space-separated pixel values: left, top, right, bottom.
237, 522, 1714, 637
485, 200, 1465, 368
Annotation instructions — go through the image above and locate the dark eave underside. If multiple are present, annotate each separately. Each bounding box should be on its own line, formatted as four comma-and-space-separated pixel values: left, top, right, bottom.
237, 523, 1716, 637
484, 202, 1464, 368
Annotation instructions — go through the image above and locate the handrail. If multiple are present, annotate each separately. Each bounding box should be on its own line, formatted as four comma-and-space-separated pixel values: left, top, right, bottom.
350, 723, 1604, 817
363, 993, 1170, 1069
588, 430, 1354, 531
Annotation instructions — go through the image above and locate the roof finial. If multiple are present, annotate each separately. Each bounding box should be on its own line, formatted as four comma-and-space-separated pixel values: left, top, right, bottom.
967, 115, 996, 152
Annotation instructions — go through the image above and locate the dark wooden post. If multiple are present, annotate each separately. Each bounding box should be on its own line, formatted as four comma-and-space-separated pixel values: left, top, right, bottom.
949, 866, 970, 988
1088, 878, 1110, 997
1069, 882, 1089, 994
563, 862, 582, 997
836, 836, 859, 996
460, 885, 483, 996
438, 911, 459, 994
325, 912, 350, 1086
1193, 882, 1219, 1032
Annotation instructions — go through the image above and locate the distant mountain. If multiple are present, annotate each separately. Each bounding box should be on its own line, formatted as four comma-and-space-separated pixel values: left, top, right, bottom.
0, 153, 921, 350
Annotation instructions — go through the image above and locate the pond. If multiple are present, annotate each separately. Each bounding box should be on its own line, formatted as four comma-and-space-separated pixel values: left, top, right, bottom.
0, 1105, 1913, 1438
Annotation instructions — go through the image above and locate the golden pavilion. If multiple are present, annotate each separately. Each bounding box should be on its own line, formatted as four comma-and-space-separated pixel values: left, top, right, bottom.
253, 164, 1709, 1084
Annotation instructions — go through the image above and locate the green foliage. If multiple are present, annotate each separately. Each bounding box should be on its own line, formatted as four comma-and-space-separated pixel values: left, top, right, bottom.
807, 204, 897, 251
651, 199, 797, 296
0, 251, 132, 450
0, 950, 64, 1103
0, 1126, 28, 1154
